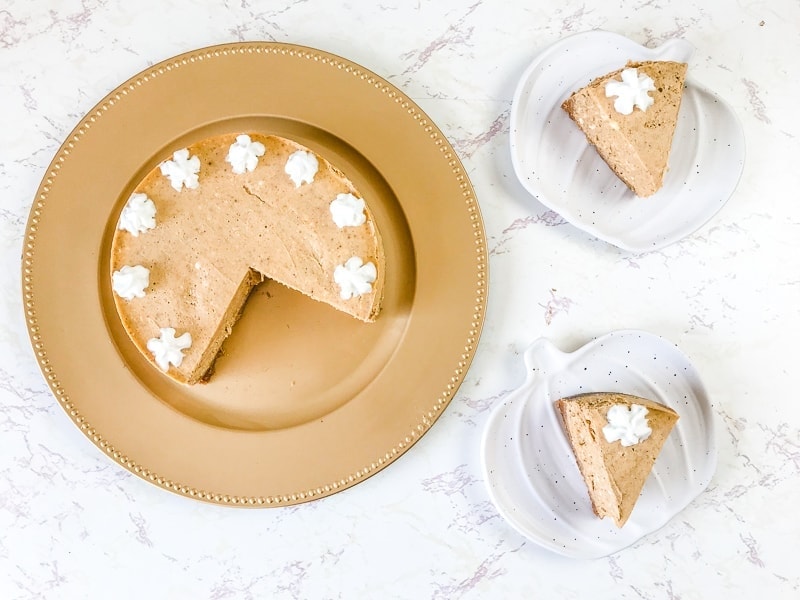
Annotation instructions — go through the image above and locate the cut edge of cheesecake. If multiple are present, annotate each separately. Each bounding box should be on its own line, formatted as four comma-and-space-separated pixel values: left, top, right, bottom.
554, 392, 680, 527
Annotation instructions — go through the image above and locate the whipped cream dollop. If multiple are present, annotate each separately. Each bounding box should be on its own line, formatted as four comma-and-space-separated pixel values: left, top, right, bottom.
160, 148, 201, 191
334, 256, 377, 300
329, 193, 366, 228
602, 403, 652, 447
146, 327, 192, 372
111, 264, 150, 300
118, 193, 156, 236
226, 134, 266, 174
605, 67, 656, 115
284, 150, 319, 187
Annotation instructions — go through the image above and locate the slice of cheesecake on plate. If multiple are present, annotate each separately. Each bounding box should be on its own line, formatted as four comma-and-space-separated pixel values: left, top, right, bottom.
562, 60, 687, 197
555, 391, 680, 527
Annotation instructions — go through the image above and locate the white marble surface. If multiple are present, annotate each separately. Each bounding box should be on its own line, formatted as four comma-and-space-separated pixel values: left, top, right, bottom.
2, 0, 799, 597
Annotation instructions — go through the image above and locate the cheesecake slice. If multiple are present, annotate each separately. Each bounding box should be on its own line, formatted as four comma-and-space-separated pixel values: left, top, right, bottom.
555, 392, 679, 527
562, 60, 687, 197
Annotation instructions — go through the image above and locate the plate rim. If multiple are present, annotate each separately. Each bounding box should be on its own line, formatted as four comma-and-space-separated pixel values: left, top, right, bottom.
22, 41, 488, 506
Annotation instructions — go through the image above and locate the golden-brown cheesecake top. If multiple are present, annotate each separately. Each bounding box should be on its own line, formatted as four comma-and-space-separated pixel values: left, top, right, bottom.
110, 133, 384, 383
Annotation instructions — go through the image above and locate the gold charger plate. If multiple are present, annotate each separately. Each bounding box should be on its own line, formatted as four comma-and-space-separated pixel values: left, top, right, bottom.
22, 42, 487, 506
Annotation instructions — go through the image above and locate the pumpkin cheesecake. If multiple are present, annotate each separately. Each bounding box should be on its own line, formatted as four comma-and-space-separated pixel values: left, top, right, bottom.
555, 392, 679, 527
110, 133, 384, 384
562, 60, 688, 197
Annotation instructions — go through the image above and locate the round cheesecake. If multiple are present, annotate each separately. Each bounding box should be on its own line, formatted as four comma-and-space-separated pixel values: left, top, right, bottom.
110, 132, 385, 384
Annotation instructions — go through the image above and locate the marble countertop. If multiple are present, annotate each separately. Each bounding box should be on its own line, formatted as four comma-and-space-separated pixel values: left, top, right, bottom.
2, 0, 799, 598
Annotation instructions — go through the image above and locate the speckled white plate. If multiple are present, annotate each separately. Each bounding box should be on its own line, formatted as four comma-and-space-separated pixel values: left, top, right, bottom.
509, 30, 745, 252
481, 330, 716, 559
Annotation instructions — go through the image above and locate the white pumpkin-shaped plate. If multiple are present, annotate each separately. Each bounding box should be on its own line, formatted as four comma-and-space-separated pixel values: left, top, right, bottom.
481, 330, 717, 558
509, 30, 745, 252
